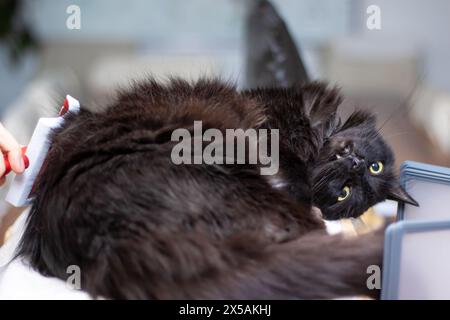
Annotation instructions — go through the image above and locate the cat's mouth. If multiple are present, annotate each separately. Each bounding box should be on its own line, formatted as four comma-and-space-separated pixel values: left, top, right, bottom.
335, 153, 365, 173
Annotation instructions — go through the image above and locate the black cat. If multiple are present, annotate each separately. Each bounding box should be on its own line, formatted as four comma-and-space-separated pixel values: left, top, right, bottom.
17, 79, 416, 299
245, 84, 418, 220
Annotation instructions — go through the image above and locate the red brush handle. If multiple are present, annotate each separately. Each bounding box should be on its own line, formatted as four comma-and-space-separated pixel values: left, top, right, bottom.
2, 146, 29, 177
59, 98, 69, 116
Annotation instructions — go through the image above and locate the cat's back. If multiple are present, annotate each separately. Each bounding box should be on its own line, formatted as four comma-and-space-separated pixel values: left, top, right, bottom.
18, 78, 323, 294
108, 78, 266, 133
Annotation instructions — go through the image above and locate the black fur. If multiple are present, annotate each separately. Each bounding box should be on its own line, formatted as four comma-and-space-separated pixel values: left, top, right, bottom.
17, 79, 411, 299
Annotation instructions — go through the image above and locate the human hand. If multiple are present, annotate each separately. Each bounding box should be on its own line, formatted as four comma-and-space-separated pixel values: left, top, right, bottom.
0, 123, 27, 185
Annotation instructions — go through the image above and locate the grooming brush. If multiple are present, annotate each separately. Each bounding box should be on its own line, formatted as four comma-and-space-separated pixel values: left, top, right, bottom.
5, 95, 80, 207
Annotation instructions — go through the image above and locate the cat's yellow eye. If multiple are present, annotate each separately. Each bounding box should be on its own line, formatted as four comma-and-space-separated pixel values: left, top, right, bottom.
369, 161, 384, 175
337, 186, 351, 202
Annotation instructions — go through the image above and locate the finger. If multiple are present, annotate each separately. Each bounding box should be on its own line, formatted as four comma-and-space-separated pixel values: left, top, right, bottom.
0, 156, 5, 179
7, 149, 25, 174
0, 124, 24, 173
0, 176, 5, 186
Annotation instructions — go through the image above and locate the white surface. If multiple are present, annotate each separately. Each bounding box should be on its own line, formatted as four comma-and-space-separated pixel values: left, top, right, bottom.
398, 229, 450, 299
0, 210, 91, 300
0, 259, 91, 300
403, 179, 450, 221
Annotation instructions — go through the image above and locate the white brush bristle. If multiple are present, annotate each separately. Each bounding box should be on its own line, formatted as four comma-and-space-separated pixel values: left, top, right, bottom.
5, 95, 80, 207
6, 118, 63, 206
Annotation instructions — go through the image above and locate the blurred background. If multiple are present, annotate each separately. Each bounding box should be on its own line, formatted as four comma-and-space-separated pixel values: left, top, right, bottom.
1, 0, 450, 236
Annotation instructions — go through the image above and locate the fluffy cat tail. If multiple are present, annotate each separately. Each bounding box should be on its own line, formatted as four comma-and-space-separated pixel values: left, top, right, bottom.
182, 230, 384, 299
90, 229, 383, 299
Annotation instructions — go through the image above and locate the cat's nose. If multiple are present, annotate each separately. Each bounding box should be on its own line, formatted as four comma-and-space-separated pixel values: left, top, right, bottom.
352, 157, 365, 172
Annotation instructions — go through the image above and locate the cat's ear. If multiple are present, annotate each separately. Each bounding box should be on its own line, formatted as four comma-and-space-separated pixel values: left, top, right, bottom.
387, 184, 419, 206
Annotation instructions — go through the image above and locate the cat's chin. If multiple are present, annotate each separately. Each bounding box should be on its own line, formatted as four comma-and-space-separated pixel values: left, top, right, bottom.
314, 206, 362, 221
321, 215, 342, 221
320, 210, 364, 221
315, 207, 339, 221
322, 214, 362, 221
